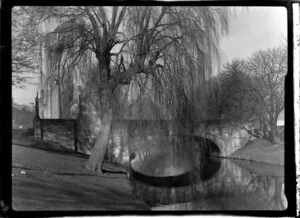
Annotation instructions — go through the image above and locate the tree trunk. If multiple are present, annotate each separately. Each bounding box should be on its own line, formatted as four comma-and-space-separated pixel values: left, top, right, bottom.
269, 122, 279, 144
85, 56, 113, 174
84, 109, 113, 173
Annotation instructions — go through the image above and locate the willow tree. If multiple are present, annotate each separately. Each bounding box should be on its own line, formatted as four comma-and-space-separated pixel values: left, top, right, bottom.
89, 6, 229, 173
121, 7, 229, 125
18, 6, 229, 174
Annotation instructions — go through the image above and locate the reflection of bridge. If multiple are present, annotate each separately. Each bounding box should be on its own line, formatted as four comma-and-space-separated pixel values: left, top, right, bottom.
131, 158, 242, 206
127, 120, 286, 210
128, 120, 254, 188
133, 158, 287, 210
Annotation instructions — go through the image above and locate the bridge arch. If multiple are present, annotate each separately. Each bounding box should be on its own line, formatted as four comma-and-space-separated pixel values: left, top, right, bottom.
196, 132, 227, 156
194, 121, 253, 157
194, 136, 221, 156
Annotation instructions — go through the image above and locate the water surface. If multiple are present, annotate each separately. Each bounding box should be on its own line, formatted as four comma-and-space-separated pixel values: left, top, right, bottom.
130, 149, 286, 210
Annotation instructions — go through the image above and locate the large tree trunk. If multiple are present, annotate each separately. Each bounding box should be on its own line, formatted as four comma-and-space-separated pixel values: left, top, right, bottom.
85, 56, 113, 174
84, 109, 113, 173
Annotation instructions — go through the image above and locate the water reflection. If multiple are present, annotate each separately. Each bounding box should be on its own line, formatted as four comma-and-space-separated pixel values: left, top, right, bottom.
130, 136, 221, 187
131, 154, 286, 210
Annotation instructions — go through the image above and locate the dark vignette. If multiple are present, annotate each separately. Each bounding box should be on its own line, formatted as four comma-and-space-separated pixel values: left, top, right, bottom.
0, 0, 297, 217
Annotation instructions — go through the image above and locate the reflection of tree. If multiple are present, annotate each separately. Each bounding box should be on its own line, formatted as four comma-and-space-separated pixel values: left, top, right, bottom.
243, 173, 260, 193
242, 173, 285, 210
266, 177, 285, 210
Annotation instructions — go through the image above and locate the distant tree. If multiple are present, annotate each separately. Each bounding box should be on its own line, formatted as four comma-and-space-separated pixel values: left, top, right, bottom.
246, 46, 286, 144
11, 7, 40, 87
219, 59, 260, 121
11, 6, 43, 88
219, 46, 287, 144
205, 60, 254, 121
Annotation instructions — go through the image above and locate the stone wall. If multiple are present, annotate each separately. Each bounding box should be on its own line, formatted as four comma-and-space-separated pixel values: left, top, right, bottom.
97, 120, 176, 168
75, 119, 185, 168
34, 118, 78, 151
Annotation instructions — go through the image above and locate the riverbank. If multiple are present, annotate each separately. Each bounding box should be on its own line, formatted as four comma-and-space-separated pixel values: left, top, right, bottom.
229, 139, 284, 166
12, 129, 149, 211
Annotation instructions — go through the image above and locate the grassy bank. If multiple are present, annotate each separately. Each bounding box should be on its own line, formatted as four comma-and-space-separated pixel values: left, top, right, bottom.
12, 130, 149, 211
229, 139, 284, 166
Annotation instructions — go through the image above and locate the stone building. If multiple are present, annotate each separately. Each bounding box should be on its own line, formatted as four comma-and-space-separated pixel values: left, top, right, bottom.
38, 18, 90, 119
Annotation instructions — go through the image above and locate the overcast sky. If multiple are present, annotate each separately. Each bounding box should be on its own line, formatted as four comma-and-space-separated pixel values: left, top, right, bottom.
12, 6, 288, 106
220, 6, 287, 64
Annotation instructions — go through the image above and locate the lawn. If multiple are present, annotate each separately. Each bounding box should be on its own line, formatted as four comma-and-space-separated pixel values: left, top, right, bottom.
230, 139, 284, 166
12, 130, 149, 211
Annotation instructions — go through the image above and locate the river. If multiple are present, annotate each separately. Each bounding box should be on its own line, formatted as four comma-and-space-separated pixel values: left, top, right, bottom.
130, 155, 286, 210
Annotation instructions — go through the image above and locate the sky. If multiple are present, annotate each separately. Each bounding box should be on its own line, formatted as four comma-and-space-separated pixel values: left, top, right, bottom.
12, 6, 288, 106
220, 6, 287, 65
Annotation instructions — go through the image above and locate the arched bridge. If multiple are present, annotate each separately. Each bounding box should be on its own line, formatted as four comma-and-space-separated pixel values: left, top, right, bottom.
193, 120, 253, 157
107, 119, 254, 167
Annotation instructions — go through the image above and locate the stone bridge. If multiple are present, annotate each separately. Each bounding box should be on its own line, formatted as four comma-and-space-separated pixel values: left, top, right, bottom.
126, 119, 254, 168
193, 120, 253, 157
